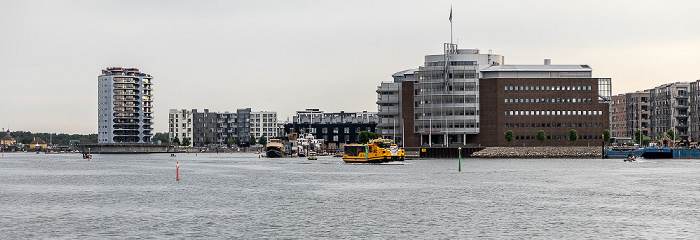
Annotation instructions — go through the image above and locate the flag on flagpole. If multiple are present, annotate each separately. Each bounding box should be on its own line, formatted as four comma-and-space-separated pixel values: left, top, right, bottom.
449, 8, 452, 22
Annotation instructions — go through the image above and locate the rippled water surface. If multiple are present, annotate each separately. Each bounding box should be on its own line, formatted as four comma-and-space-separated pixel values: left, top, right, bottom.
2, 152, 700, 239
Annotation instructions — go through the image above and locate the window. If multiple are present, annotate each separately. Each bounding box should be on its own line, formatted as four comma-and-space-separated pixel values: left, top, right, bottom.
344, 127, 350, 133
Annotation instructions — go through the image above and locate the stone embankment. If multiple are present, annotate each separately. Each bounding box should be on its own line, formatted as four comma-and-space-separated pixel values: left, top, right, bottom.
472, 146, 602, 158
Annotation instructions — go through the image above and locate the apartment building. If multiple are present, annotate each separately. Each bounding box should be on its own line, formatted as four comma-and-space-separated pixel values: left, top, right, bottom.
650, 82, 690, 140
97, 67, 154, 143
250, 111, 279, 139
168, 108, 275, 148
283, 109, 378, 150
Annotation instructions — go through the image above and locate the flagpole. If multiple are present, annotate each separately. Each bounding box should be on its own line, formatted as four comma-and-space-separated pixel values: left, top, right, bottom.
450, 5, 453, 45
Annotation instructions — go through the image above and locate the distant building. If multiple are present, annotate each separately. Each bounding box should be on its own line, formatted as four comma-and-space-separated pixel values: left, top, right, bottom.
625, 91, 651, 141
169, 109, 194, 146
169, 108, 277, 148
283, 109, 378, 150
376, 69, 417, 145
250, 111, 279, 140
1, 132, 16, 146
380, 45, 612, 147
650, 82, 690, 140
98, 67, 154, 143
690, 80, 700, 141
610, 94, 628, 139
29, 137, 47, 149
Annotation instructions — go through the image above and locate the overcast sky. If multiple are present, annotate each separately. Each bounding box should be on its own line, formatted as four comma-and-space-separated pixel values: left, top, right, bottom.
1, 0, 699, 134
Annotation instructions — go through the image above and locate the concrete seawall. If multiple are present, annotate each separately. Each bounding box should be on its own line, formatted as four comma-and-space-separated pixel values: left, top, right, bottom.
472, 146, 602, 158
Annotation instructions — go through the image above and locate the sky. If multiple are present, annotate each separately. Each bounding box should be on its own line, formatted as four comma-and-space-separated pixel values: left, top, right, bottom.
1, 0, 699, 134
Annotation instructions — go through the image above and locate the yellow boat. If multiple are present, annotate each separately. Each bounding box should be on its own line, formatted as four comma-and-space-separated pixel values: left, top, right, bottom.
342, 138, 405, 163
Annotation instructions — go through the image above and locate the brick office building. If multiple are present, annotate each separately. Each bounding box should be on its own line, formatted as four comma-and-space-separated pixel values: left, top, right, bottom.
380, 46, 613, 147
475, 75, 611, 146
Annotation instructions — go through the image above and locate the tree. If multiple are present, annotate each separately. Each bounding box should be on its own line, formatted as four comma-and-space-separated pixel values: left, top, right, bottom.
603, 129, 611, 145
228, 137, 235, 147
666, 129, 675, 140
505, 130, 514, 144
536, 130, 546, 145
172, 137, 181, 145
233, 138, 241, 147
204, 137, 212, 145
258, 136, 267, 145
248, 136, 257, 145
569, 129, 578, 145
357, 131, 382, 144
181, 138, 190, 146
153, 132, 169, 144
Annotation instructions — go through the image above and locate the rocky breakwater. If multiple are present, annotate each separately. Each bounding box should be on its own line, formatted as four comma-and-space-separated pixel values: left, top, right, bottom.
472, 146, 602, 158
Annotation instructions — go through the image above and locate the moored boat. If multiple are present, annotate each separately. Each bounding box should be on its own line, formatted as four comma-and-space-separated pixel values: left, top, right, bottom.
265, 139, 286, 158
343, 138, 404, 163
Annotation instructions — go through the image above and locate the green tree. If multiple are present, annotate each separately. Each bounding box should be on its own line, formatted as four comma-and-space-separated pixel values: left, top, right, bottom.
258, 136, 267, 145
536, 130, 546, 145
228, 137, 235, 147
505, 130, 514, 144
204, 137, 212, 145
233, 138, 241, 147
248, 136, 257, 145
153, 132, 169, 144
569, 129, 578, 145
172, 137, 181, 145
603, 129, 611, 144
181, 138, 190, 146
666, 129, 675, 140
357, 131, 382, 144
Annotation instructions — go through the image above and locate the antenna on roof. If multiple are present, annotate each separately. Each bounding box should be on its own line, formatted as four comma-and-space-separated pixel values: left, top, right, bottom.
449, 5, 453, 45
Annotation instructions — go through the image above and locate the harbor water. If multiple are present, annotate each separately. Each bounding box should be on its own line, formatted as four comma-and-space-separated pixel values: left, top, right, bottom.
2, 152, 700, 239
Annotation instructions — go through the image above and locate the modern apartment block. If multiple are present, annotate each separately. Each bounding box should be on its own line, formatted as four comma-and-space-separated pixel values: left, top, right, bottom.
168, 109, 194, 146
625, 91, 651, 141
283, 109, 378, 150
168, 108, 277, 148
690, 80, 700, 141
98, 67, 154, 143
250, 111, 279, 139
379, 45, 612, 147
609, 91, 652, 142
610, 94, 628, 139
650, 82, 691, 140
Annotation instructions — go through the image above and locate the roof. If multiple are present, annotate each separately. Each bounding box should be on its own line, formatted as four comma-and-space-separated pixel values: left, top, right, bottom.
30, 137, 46, 145
392, 69, 418, 77
481, 64, 592, 72
1, 133, 15, 141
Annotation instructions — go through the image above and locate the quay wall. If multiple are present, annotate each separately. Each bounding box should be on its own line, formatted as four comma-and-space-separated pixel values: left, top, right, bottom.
81, 144, 175, 154
472, 146, 602, 158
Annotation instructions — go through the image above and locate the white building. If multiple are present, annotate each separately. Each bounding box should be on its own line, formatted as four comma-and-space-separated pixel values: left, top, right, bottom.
250, 111, 279, 139
97, 67, 154, 143
168, 109, 194, 146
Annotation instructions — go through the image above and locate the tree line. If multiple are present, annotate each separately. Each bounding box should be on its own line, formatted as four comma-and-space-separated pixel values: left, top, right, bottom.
4, 131, 97, 146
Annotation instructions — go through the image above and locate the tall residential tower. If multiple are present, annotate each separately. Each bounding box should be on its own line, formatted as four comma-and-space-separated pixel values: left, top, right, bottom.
98, 67, 154, 143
